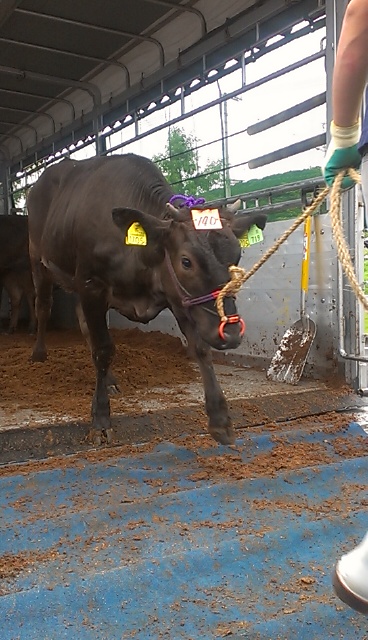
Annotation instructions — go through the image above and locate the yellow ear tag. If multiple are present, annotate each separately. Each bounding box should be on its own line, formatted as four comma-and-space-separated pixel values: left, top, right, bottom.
239, 224, 264, 248
125, 222, 147, 246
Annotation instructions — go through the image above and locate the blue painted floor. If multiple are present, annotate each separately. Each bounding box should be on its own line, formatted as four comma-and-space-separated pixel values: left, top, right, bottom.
0, 420, 367, 639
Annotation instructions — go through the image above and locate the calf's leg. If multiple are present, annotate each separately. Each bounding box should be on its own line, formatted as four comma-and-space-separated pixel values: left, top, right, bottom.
2, 278, 22, 333
76, 300, 120, 394
26, 293, 37, 334
22, 273, 37, 334
2, 272, 36, 334
31, 261, 53, 362
177, 317, 236, 445
80, 291, 115, 445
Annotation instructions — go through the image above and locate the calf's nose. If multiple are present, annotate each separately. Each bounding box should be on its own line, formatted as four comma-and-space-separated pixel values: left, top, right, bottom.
216, 319, 244, 350
219, 330, 243, 350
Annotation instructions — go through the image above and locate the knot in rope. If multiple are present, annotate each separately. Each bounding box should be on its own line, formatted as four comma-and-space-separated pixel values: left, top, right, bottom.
216, 265, 247, 322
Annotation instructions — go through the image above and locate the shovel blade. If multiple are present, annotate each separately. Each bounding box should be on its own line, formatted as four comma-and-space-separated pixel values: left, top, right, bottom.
267, 319, 316, 385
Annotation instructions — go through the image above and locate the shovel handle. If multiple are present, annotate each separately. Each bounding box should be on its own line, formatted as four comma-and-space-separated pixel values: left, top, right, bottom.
301, 215, 312, 294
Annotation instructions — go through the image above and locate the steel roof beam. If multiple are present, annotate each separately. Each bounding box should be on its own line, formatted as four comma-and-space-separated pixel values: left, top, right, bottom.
0, 64, 102, 108
0, 36, 130, 87
0, 132, 23, 154
0, 120, 37, 145
0, 87, 76, 120
0, 104, 55, 134
15, 8, 165, 68
0, 147, 10, 162
7, 113, 97, 173
143, 0, 207, 36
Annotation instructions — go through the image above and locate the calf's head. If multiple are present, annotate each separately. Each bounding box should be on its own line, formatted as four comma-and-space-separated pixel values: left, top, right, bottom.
112, 201, 267, 350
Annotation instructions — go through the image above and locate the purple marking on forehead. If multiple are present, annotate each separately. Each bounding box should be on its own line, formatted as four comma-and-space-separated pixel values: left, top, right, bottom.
169, 194, 206, 208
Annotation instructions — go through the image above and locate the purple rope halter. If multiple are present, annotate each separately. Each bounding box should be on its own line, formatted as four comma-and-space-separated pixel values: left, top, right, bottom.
164, 250, 220, 310
169, 194, 206, 208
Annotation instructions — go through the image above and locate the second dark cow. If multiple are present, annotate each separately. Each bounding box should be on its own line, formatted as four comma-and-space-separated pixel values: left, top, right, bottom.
27, 154, 267, 445
0, 214, 36, 333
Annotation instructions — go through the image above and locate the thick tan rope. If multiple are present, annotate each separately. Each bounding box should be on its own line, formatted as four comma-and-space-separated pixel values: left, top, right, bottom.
329, 167, 368, 310
216, 168, 364, 322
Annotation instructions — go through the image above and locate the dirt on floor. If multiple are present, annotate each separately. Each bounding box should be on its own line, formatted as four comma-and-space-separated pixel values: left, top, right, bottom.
0, 328, 198, 424
0, 410, 365, 479
0, 327, 353, 423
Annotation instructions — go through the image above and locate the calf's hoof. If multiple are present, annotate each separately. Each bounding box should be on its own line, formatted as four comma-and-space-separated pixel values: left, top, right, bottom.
89, 427, 114, 446
208, 422, 236, 446
89, 411, 113, 446
31, 349, 47, 362
92, 431, 102, 447
104, 428, 114, 444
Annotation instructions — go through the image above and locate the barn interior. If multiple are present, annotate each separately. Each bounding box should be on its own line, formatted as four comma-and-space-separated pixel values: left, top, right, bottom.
0, 2, 367, 637
0, 0, 363, 456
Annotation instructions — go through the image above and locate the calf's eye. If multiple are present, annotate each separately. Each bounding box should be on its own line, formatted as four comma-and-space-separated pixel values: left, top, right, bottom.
181, 256, 192, 269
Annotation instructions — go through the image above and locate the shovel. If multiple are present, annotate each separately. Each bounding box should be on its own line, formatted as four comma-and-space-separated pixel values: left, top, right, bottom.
267, 215, 316, 385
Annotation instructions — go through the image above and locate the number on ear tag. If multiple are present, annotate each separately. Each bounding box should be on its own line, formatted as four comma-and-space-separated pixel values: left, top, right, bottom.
239, 224, 264, 248
191, 209, 223, 230
125, 222, 147, 246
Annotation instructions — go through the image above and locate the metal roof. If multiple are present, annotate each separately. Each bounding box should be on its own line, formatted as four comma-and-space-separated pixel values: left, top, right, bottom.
0, 0, 324, 167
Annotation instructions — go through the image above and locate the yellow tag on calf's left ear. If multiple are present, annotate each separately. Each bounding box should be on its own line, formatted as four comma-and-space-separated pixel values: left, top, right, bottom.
239, 224, 264, 248
125, 222, 147, 246
191, 208, 223, 230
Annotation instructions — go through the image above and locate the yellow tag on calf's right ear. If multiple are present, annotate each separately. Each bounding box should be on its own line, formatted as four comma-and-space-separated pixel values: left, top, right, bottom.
125, 222, 147, 246
239, 224, 264, 248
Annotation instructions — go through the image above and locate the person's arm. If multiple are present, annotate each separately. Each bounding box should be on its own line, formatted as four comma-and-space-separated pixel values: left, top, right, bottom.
332, 0, 368, 127
322, 0, 368, 188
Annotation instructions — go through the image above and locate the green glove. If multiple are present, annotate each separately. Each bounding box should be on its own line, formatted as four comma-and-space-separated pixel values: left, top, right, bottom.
322, 120, 362, 189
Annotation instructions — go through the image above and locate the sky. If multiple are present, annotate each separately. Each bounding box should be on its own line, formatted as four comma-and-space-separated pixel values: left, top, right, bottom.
92, 22, 328, 184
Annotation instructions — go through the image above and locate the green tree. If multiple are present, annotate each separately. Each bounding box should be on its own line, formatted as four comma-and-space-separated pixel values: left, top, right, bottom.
11, 161, 44, 213
152, 126, 223, 196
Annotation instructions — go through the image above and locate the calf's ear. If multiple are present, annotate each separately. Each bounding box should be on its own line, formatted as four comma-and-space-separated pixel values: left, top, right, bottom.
112, 207, 171, 242
231, 211, 268, 238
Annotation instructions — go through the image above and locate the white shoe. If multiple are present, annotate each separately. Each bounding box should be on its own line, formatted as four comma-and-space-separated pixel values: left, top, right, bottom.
333, 533, 368, 614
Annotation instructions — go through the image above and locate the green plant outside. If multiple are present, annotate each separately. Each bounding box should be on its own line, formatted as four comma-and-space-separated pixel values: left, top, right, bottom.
191, 167, 324, 222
